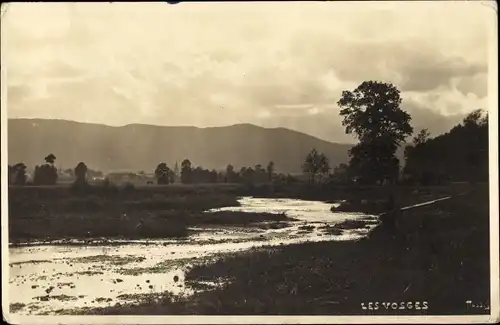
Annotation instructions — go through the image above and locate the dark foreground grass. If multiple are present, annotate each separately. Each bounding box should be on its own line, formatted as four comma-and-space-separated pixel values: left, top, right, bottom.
8, 184, 301, 243
75, 184, 490, 316
8, 186, 234, 243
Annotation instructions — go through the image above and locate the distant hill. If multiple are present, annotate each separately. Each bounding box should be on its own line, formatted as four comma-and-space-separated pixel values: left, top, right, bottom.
8, 119, 355, 174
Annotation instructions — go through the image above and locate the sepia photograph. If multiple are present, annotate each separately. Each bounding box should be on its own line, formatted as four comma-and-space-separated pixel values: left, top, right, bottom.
1, 1, 498, 324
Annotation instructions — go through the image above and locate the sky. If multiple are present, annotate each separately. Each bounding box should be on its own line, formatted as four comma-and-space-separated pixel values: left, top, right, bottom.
1, 1, 495, 143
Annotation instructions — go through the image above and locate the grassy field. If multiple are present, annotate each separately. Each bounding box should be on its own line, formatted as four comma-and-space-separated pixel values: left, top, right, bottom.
8, 181, 473, 243
7, 183, 244, 243
38, 182, 491, 315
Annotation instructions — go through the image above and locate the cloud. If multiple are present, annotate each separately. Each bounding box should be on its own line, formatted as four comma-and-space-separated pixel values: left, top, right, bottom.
2, 1, 493, 142
455, 73, 488, 98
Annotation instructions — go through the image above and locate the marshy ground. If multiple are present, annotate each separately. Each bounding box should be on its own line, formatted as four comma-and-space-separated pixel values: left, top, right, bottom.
7, 182, 489, 316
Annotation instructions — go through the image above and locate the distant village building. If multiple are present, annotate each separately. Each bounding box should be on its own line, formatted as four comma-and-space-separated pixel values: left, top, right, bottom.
106, 172, 147, 183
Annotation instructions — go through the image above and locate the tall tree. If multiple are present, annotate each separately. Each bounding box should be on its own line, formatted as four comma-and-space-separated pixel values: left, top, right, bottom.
45, 153, 56, 165
74, 162, 88, 185
254, 164, 266, 183
266, 161, 275, 181
412, 128, 431, 146
180, 159, 192, 184
302, 148, 330, 184
11, 163, 27, 185
34, 154, 58, 185
155, 162, 170, 184
226, 164, 236, 183
338, 81, 413, 184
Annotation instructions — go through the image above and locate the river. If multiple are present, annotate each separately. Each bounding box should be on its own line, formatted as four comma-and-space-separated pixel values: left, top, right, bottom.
8, 197, 378, 315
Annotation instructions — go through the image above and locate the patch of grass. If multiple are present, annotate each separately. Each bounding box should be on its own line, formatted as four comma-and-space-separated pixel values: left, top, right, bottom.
34, 294, 78, 302
68, 255, 146, 266
73, 270, 105, 276
125, 194, 240, 212
185, 280, 220, 291
10, 259, 52, 266
298, 224, 315, 231
8, 186, 245, 242
56, 292, 182, 315
117, 257, 199, 276
8, 210, 190, 243
9, 303, 26, 313
185, 211, 295, 226
334, 219, 372, 230
256, 221, 293, 230
317, 225, 343, 236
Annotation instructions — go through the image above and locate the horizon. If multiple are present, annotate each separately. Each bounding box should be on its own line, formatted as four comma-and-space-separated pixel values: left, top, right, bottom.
7, 117, 355, 144
8, 116, 466, 146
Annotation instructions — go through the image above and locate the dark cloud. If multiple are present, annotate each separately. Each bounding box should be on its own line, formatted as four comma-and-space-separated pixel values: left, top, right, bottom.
399, 55, 487, 93
287, 33, 487, 97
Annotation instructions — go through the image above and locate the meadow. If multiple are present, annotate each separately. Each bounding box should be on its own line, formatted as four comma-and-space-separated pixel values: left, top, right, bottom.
57, 183, 489, 315
8, 181, 472, 244
7, 180, 490, 315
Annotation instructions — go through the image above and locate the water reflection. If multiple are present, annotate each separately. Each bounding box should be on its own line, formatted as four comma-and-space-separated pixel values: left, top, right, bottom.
8, 197, 377, 315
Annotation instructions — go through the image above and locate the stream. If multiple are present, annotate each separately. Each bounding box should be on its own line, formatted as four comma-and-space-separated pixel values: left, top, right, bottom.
8, 197, 379, 315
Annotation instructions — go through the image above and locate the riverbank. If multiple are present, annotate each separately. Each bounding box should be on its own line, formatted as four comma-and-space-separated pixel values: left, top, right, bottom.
8, 182, 470, 243
8, 184, 299, 243
54, 183, 489, 315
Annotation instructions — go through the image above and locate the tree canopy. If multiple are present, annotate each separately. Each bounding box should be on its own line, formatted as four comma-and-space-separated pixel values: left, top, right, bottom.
74, 162, 88, 185
155, 162, 174, 184
338, 81, 413, 184
34, 154, 58, 185
403, 109, 488, 184
302, 148, 330, 184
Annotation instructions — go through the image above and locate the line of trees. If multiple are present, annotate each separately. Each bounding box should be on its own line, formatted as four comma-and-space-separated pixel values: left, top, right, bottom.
402, 109, 488, 185
153, 160, 282, 185
8, 154, 59, 186
301, 81, 488, 186
8, 154, 92, 187
7, 81, 489, 188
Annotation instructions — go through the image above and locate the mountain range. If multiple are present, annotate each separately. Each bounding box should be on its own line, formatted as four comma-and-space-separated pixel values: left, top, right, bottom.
8, 119, 356, 174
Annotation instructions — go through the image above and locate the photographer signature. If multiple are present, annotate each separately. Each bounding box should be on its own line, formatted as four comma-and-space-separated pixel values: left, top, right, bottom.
465, 300, 490, 311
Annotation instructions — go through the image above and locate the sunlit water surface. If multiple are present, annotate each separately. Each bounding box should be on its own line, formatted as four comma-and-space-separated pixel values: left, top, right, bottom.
8, 197, 378, 315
